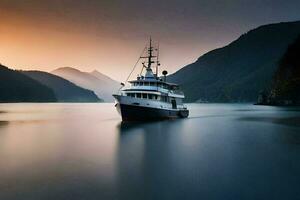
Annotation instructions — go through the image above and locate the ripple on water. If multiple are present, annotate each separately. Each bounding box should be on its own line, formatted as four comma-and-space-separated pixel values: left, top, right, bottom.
238, 116, 300, 128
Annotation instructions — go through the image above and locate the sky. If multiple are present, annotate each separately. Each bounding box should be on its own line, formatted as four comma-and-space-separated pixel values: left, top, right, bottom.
0, 0, 300, 81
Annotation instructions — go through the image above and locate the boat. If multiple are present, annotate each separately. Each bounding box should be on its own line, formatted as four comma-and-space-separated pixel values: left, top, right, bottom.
113, 38, 189, 121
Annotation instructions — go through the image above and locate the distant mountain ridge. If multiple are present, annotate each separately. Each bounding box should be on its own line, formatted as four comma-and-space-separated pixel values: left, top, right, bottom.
0, 64, 56, 102
22, 70, 101, 102
90, 70, 118, 84
52, 67, 120, 102
169, 21, 300, 102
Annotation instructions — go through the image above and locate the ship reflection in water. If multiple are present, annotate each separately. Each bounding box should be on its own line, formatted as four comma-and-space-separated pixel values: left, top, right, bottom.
0, 103, 300, 199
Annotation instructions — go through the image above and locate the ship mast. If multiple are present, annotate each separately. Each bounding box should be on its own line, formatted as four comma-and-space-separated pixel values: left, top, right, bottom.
147, 37, 155, 69
141, 37, 157, 70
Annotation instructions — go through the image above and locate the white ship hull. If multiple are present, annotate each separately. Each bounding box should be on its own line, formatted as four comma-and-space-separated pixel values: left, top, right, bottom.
113, 95, 189, 121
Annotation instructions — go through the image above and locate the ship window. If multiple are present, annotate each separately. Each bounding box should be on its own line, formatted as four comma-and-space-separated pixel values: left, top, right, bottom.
142, 93, 147, 98
144, 82, 149, 86
136, 93, 141, 98
148, 94, 153, 99
161, 96, 168, 102
150, 82, 155, 86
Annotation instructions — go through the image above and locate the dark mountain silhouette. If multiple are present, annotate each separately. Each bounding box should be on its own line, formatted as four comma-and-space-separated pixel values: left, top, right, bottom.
257, 35, 300, 106
0, 64, 56, 102
169, 21, 300, 102
52, 67, 120, 102
22, 71, 101, 102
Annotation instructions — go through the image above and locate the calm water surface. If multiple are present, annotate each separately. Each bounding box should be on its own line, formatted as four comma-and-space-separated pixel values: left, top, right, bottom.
0, 103, 300, 200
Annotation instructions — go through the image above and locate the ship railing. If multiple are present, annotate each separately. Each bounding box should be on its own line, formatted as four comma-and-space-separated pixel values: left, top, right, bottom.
129, 85, 184, 95
169, 90, 184, 95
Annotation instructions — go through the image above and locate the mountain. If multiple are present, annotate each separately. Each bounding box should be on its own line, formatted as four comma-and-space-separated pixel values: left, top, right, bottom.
90, 70, 119, 85
22, 71, 101, 102
51, 67, 120, 102
258, 35, 300, 106
168, 21, 300, 102
0, 64, 56, 102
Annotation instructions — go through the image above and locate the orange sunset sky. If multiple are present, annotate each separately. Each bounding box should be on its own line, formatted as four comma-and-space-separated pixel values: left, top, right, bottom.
0, 0, 300, 81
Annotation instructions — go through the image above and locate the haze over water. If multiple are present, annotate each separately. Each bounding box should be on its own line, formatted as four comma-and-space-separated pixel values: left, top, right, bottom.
0, 103, 300, 199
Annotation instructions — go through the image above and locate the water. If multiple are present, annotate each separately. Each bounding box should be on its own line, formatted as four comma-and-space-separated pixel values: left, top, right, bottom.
0, 103, 300, 200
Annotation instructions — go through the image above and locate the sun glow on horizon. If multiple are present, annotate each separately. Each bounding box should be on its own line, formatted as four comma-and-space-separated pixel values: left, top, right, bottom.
1, 0, 300, 81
